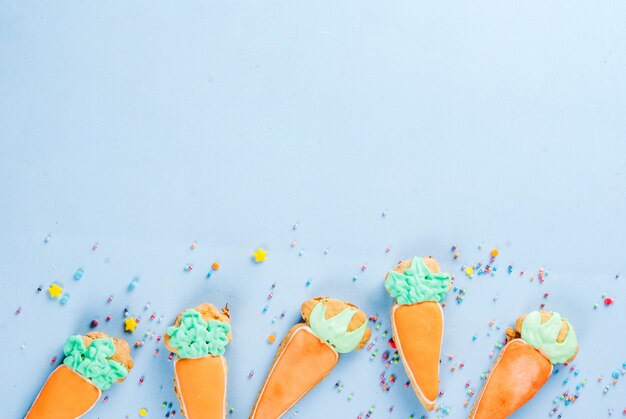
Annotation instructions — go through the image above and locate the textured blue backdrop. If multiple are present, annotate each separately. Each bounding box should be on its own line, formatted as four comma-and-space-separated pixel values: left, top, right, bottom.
1, 1, 625, 418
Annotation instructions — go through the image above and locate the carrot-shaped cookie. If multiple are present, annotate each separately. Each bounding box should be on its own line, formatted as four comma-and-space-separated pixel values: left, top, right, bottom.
469, 310, 578, 419
26, 331, 133, 418
385, 256, 451, 411
164, 304, 232, 419
250, 297, 371, 419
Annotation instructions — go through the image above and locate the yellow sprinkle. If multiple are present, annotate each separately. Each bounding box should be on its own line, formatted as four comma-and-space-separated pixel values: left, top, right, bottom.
252, 248, 268, 263
465, 267, 474, 276
139, 407, 148, 416
124, 317, 139, 332
48, 283, 63, 298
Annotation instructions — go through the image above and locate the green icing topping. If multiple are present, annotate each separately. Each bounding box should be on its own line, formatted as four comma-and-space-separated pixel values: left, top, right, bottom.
166, 309, 231, 359
385, 257, 451, 305
521, 311, 578, 364
62, 335, 128, 390
308, 301, 368, 354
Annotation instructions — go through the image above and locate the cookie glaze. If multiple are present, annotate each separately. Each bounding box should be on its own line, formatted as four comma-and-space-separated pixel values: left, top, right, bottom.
391, 302, 443, 410
174, 356, 227, 418
26, 365, 101, 418
470, 339, 553, 419
251, 325, 338, 418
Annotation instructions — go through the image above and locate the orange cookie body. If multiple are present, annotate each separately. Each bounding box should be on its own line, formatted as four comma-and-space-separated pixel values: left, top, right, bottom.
391, 301, 443, 411
469, 339, 552, 419
26, 365, 101, 418
174, 356, 227, 419
250, 325, 339, 418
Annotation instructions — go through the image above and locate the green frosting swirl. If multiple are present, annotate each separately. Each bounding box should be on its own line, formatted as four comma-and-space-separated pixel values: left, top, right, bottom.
166, 309, 231, 359
521, 311, 578, 364
308, 301, 368, 354
385, 256, 451, 305
62, 335, 128, 390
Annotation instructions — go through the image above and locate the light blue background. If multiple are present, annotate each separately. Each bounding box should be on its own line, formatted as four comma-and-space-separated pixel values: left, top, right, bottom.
1, 1, 625, 418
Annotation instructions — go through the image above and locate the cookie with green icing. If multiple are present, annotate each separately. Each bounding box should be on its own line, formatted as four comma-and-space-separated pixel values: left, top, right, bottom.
301, 297, 371, 353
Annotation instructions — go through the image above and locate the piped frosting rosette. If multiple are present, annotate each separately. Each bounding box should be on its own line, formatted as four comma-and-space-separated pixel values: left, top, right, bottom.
165, 307, 231, 358
385, 256, 451, 305
62, 333, 131, 390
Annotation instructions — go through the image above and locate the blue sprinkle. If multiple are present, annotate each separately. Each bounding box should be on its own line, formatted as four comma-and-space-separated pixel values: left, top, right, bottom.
74, 268, 84, 280
128, 278, 139, 290
60, 294, 70, 305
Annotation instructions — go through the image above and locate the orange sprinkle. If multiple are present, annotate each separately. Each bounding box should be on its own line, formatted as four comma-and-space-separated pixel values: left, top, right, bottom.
490, 248, 499, 257
267, 334, 276, 344
212, 262, 220, 271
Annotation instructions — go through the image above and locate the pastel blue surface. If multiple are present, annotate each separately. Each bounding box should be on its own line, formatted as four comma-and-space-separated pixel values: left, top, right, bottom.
1, 2, 625, 418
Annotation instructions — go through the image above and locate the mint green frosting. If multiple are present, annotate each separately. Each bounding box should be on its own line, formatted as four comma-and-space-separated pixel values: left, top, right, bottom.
385, 257, 451, 305
521, 311, 578, 364
166, 309, 231, 359
62, 335, 128, 390
308, 301, 368, 354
